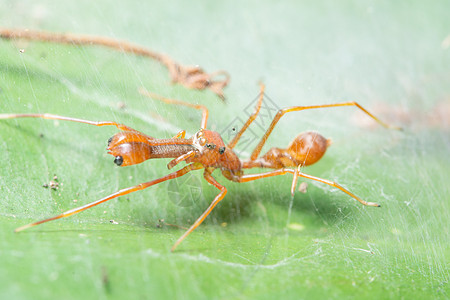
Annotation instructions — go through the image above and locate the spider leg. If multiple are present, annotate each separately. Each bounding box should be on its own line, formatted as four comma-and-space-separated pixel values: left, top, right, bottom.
250, 101, 401, 160
172, 130, 186, 139
227, 83, 265, 149
15, 163, 204, 233
291, 169, 300, 196
228, 167, 379, 206
139, 88, 209, 129
232, 168, 295, 185
171, 168, 227, 252
0, 113, 137, 132
167, 150, 196, 169
294, 168, 380, 207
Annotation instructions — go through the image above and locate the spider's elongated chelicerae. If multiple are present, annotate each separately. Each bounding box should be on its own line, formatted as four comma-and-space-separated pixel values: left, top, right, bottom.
0, 84, 400, 251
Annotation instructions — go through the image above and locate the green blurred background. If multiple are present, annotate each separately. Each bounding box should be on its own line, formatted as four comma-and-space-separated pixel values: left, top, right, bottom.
0, 1, 448, 299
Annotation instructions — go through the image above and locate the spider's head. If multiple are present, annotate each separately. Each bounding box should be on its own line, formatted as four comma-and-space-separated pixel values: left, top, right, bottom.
192, 129, 224, 157
191, 129, 240, 170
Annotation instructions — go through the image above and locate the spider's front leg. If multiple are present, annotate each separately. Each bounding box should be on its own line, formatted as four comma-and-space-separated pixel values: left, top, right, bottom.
0, 113, 137, 131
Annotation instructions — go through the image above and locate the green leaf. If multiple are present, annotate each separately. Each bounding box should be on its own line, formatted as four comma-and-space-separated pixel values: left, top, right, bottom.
0, 1, 449, 299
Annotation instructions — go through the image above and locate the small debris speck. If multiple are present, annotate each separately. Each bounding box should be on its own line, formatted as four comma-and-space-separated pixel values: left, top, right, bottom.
109, 220, 118, 225
298, 182, 308, 193
43, 181, 59, 190
156, 219, 165, 228
43, 174, 59, 190
117, 102, 126, 109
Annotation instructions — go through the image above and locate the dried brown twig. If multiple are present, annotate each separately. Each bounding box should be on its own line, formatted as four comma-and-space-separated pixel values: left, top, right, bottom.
0, 28, 230, 100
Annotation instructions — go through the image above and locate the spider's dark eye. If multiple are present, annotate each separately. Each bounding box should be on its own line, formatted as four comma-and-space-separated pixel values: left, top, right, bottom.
108, 136, 113, 146
206, 143, 216, 150
114, 156, 123, 166
219, 147, 226, 154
